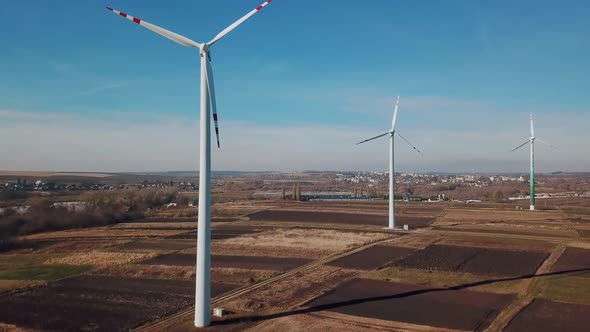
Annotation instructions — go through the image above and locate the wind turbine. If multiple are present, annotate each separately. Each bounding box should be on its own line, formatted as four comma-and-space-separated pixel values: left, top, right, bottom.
105, 1, 274, 327
356, 96, 423, 230
511, 114, 554, 211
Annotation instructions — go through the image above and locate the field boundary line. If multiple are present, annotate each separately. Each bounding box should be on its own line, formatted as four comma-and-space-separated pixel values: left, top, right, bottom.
429, 204, 451, 227
227, 220, 415, 235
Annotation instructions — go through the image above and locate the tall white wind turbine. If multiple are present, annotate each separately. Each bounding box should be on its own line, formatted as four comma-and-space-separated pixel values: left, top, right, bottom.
106, 1, 274, 327
357, 96, 423, 230
511, 114, 554, 211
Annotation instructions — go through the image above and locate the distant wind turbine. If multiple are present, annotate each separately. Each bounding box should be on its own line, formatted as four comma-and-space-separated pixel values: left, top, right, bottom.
511, 114, 554, 211
357, 96, 423, 230
105, 1, 274, 327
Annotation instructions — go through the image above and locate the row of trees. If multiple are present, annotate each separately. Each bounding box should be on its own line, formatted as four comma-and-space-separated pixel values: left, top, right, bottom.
0, 188, 180, 252
83, 188, 179, 216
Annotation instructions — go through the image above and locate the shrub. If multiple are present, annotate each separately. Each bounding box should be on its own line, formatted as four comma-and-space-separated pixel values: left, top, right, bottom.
0, 187, 179, 252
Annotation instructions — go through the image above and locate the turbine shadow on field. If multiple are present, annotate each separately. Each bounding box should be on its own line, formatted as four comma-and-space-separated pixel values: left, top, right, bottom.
213, 268, 590, 326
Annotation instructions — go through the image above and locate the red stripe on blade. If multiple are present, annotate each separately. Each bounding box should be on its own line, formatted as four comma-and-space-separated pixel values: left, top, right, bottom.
106, 7, 113, 11
213, 114, 218, 121
133, 18, 141, 24
256, 5, 263, 10
119, 12, 128, 18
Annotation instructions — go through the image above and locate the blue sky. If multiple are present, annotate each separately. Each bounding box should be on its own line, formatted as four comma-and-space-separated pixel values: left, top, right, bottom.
1, 1, 589, 172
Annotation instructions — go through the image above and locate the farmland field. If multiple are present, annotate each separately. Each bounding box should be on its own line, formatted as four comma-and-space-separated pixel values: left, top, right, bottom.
505, 299, 590, 332
248, 210, 437, 228
1, 200, 590, 331
307, 278, 514, 331
393, 244, 549, 277
550, 247, 590, 277
326, 245, 416, 270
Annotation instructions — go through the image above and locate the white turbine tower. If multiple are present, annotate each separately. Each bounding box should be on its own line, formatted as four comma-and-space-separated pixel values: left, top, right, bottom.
105, 1, 274, 327
511, 114, 554, 211
356, 96, 423, 230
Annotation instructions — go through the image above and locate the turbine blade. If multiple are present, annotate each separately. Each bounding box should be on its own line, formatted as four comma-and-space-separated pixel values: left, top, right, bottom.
205, 57, 220, 148
106, 7, 201, 48
391, 96, 400, 131
356, 132, 390, 145
511, 139, 531, 152
536, 138, 555, 150
207, 0, 273, 46
530, 113, 535, 138
395, 132, 424, 156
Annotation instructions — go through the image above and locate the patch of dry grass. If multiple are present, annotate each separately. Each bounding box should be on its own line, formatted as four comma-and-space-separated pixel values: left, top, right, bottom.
21, 228, 186, 240
0, 280, 46, 293
0, 322, 37, 332
390, 233, 441, 249
112, 222, 195, 229
44, 250, 157, 267
93, 264, 277, 285
213, 206, 265, 218
35, 240, 132, 254
213, 228, 389, 259
93, 264, 195, 280
223, 265, 358, 312
212, 267, 277, 285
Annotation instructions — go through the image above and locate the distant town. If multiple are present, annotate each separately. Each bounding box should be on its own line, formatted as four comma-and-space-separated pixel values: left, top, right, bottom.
2, 171, 589, 205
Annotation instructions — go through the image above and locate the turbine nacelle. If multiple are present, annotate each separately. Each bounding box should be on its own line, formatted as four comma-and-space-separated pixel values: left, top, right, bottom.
200, 44, 210, 55
201, 46, 213, 63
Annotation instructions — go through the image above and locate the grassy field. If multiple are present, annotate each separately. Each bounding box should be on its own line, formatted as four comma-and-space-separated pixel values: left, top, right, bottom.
532, 275, 590, 304
1, 200, 589, 331
0, 265, 91, 281
364, 267, 526, 294
213, 228, 391, 258
0, 253, 60, 268
0, 253, 92, 281
44, 250, 157, 266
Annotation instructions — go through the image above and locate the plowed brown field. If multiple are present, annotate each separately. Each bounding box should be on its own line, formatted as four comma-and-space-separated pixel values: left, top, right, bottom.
307, 278, 514, 331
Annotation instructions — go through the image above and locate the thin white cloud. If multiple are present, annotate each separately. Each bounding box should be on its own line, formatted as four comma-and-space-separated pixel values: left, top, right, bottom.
0, 109, 587, 173
335, 93, 496, 119
400, 96, 492, 112
0, 109, 62, 121
68, 81, 129, 98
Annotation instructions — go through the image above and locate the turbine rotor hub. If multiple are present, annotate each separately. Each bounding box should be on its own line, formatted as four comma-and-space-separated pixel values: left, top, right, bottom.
200, 44, 210, 56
